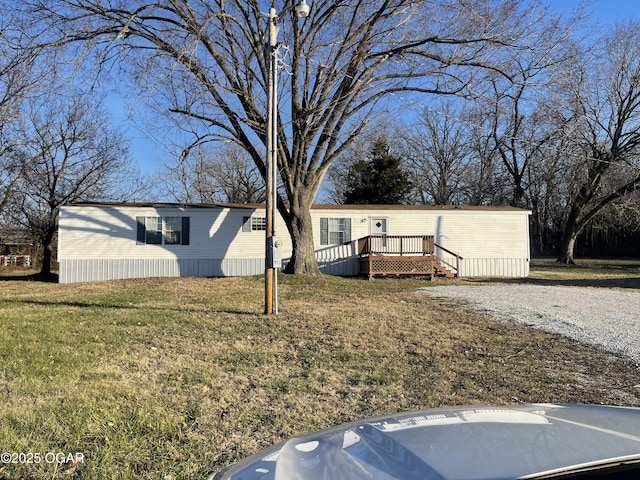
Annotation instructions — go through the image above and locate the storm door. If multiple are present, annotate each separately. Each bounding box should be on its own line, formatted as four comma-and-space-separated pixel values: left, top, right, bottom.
369, 217, 388, 250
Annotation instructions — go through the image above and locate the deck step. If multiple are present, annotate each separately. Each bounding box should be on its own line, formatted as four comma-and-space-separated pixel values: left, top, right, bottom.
434, 264, 455, 278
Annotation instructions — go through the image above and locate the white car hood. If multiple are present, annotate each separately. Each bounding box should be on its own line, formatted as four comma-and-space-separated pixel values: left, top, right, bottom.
210, 404, 640, 479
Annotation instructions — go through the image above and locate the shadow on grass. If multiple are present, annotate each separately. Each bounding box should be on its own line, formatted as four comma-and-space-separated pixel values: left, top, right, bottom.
0, 272, 58, 283
4, 297, 256, 316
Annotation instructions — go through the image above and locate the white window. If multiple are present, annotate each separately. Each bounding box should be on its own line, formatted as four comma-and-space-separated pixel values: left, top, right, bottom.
136, 216, 190, 245
320, 218, 352, 245
243, 216, 266, 232
252, 217, 266, 231
145, 217, 162, 244
164, 217, 182, 245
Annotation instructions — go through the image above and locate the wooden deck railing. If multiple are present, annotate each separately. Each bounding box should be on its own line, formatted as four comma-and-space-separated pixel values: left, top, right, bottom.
432, 243, 463, 278
357, 235, 435, 256
357, 235, 462, 278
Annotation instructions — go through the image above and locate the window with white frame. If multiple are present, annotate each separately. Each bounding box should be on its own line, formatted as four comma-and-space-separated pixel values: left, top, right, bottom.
242, 216, 266, 232
164, 217, 182, 244
145, 216, 162, 244
136, 216, 190, 245
320, 218, 352, 245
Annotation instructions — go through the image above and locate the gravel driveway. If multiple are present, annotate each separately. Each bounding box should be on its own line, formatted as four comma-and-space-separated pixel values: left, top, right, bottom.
418, 284, 640, 364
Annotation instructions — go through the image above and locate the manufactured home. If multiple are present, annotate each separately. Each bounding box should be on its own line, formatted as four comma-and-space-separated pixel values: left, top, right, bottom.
57, 202, 531, 283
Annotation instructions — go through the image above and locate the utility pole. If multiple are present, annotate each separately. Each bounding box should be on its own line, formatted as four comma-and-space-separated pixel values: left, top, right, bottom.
264, 1, 310, 315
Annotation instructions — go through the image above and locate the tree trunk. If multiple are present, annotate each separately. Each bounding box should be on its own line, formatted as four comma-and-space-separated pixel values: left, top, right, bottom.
282, 193, 321, 275
557, 230, 578, 264
557, 209, 580, 265
39, 225, 56, 277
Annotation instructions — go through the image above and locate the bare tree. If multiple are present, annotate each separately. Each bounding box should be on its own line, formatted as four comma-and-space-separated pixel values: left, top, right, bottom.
209, 145, 266, 204
0, 11, 40, 213
8, 93, 131, 276
22, 0, 559, 273
575, 192, 640, 257
159, 143, 266, 203
441, 103, 504, 206
478, 43, 580, 208
554, 21, 640, 264
524, 140, 567, 255
400, 103, 471, 205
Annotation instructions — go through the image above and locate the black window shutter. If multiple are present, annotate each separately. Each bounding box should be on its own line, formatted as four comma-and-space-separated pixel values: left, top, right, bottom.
344, 218, 352, 243
136, 217, 146, 244
320, 218, 328, 245
181, 217, 190, 245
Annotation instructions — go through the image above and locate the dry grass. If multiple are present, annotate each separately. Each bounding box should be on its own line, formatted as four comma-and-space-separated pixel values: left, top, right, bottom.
476, 258, 640, 290
1, 266, 640, 479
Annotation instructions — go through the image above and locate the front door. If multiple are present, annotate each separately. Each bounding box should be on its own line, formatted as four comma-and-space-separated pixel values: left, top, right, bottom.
370, 217, 388, 250
370, 217, 387, 236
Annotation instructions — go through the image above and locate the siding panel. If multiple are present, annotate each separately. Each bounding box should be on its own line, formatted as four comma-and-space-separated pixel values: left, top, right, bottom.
458, 258, 529, 277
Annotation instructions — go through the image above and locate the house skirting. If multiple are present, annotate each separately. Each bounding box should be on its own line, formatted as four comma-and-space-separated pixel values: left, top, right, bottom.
458, 257, 529, 277
59, 257, 528, 283
58, 258, 262, 283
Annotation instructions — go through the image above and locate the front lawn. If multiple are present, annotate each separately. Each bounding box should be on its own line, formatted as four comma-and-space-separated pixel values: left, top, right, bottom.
1, 273, 639, 479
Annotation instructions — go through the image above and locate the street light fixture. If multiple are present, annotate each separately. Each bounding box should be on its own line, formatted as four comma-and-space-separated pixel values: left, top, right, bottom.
295, 0, 310, 17
264, 0, 310, 315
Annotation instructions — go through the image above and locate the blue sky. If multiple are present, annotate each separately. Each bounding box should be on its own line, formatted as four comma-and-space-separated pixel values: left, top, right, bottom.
107, 0, 640, 177
567, 0, 638, 23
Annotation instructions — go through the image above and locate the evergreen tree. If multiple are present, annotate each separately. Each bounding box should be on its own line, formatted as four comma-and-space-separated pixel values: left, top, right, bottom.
344, 140, 412, 204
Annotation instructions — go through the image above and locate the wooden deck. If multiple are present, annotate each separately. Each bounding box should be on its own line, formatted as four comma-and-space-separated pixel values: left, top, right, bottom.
357, 235, 462, 279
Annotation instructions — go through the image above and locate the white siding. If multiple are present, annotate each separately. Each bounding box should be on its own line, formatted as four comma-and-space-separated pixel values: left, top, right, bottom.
58, 205, 283, 283
58, 205, 293, 260
310, 207, 531, 278
58, 204, 530, 283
